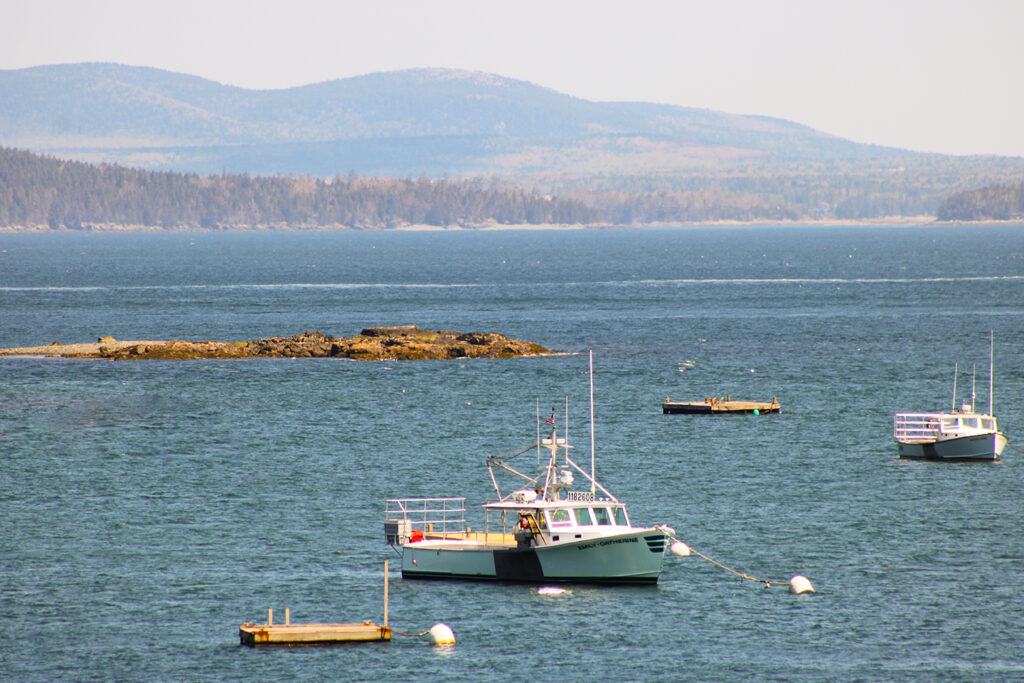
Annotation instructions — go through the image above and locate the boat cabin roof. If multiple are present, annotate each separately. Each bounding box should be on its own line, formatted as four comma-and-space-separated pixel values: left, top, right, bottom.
484, 496, 622, 512
895, 410, 997, 426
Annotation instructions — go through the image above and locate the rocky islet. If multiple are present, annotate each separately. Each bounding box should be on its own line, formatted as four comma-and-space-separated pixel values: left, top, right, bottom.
0, 327, 554, 361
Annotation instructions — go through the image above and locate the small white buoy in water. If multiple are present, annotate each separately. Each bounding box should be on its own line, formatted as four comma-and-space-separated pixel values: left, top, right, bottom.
428, 623, 456, 645
670, 541, 691, 556
538, 586, 569, 595
789, 575, 814, 594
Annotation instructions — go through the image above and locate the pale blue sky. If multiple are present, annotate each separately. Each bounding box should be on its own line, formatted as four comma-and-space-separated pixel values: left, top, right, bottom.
3, 0, 1022, 157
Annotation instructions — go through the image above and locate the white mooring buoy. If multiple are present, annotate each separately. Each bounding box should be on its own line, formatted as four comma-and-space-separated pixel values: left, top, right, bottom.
670, 541, 691, 557
789, 575, 815, 594
428, 623, 456, 645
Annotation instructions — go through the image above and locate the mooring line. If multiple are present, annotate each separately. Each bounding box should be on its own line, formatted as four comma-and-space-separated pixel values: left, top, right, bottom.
685, 546, 780, 587
658, 525, 787, 588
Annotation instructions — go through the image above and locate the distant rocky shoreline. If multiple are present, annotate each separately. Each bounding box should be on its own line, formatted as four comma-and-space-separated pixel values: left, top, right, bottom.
0, 216, 945, 234
0, 327, 555, 361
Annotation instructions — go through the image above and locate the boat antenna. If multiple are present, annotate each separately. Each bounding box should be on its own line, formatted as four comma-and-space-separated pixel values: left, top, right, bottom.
564, 395, 569, 462
971, 364, 976, 412
536, 399, 541, 467
589, 349, 596, 493
989, 330, 994, 415
951, 362, 958, 412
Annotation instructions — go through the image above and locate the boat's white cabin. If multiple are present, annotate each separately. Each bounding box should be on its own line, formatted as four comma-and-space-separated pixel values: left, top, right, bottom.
484, 494, 636, 544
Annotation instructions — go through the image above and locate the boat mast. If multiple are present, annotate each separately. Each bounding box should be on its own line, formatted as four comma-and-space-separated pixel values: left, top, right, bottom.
564, 396, 569, 464
989, 330, 994, 415
971, 364, 976, 412
536, 400, 541, 466
589, 349, 596, 494
951, 362, 958, 412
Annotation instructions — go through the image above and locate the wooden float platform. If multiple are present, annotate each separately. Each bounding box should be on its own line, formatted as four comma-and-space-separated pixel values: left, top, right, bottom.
240, 562, 392, 647
239, 619, 391, 646
663, 396, 780, 415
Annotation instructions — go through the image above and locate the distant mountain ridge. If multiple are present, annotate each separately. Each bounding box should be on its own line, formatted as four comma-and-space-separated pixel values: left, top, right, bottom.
4, 62, 1024, 221
1, 62, 902, 176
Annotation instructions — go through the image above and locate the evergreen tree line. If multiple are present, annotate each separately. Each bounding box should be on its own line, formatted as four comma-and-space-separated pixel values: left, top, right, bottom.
569, 189, 805, 223
0, 148, 600, 229
4, 146, 1024, 229
936, 182, 1024, 221
539, 156, 1024, 221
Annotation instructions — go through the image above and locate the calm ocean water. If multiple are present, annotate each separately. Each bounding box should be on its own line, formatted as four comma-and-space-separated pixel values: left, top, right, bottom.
2, 225, 1023, 681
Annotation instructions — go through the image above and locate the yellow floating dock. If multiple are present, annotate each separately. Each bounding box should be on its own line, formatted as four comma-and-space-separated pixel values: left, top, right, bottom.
663, 396, 780, 415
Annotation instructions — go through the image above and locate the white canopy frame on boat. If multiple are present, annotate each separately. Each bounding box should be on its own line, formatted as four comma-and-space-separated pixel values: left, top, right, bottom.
486, 419, 618, 505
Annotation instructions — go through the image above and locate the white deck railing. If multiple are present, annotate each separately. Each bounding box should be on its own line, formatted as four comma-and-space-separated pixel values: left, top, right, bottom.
894, 413, 941, 443
384, 497, 467, 544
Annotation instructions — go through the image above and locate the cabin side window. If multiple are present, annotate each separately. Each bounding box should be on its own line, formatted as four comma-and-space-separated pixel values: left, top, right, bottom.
548, 508, 572, 527
941, 417, 959, 430
961, 416, 980, 429
574, 508, 593, 525
593, 507, 612, 525
612, 506, 628, 526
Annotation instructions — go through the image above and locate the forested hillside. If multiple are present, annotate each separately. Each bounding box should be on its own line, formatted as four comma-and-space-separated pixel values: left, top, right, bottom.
5, 146, 1024, 230
936, 182, 1024, 221
550, 158, 965, 223
0, 147, 599, 230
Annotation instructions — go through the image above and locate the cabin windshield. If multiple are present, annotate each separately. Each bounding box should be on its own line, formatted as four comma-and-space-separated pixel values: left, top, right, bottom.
538, 505, 629, 529
981, 417, 996, 430
961, 416, 980, 429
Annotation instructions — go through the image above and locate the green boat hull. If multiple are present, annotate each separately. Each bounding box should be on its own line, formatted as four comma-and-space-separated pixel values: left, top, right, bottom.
401, 529, 667, 584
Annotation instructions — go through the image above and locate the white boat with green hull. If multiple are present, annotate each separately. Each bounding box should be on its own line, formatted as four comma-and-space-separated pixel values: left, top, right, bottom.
894, 334, 1007, 461
385, 394, 670, 584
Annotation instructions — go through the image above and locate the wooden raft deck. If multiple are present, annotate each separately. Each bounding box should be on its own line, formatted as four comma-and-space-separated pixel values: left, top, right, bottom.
240, 564, 392, 647
239, 620, 390, 646
663, 396, 780, 415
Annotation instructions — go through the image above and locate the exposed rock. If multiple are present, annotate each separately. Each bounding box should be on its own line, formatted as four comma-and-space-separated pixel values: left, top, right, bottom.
359, 325, 429, 338
3, 328, 554, 361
